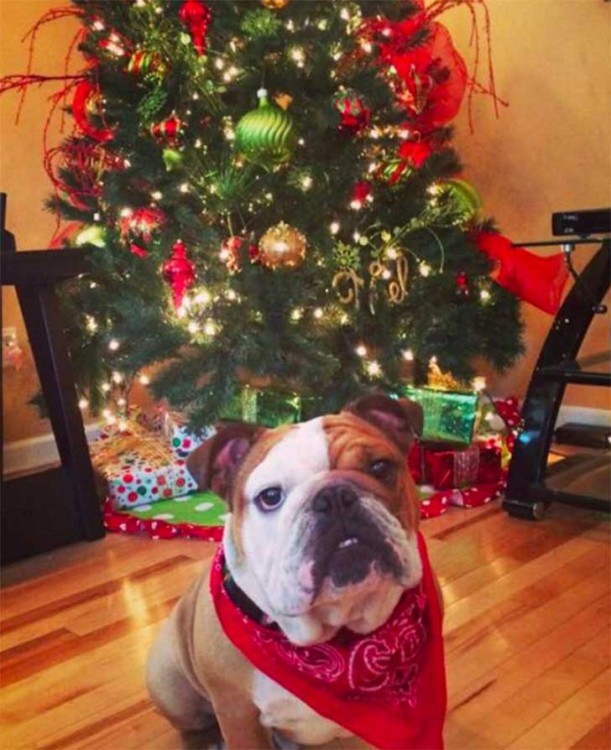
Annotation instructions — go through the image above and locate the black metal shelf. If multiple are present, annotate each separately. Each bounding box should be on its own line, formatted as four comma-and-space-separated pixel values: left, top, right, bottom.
504, 236, 610, 520
537, 364, 610, 386
1, 193, 105, 564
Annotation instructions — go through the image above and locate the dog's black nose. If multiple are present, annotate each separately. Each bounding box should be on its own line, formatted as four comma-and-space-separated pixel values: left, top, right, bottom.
312, 485, 359, 514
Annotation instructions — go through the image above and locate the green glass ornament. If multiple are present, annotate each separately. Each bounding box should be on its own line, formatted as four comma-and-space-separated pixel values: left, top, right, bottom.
235, 88, 296, 167
75, 224, 106, 248
443, 178, 482, 221
163, 147, 184, 171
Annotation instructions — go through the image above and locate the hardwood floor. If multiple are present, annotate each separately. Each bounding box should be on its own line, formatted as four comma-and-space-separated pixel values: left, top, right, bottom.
1, 500, 609, 750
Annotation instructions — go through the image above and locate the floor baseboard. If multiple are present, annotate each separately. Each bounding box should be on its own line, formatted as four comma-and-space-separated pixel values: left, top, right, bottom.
2, 422, 101, 478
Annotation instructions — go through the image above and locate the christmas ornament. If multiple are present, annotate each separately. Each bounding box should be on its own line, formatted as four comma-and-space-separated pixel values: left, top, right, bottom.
220, 236, 243, 273
98, 32, 128, 58
455, 271, 470, 298
385, 137, 434, 183
119, 206, 166, 257
75, 224, 107, 248
235, 89, 296, 167
350, 181, 373, 210
335, 91, 371, 134
128, 49, 165, 77
258, 222, 306, 269
260, 0, 290, 8
248, 234, 261, 264
72, 80, 113, 142
150, 112, 183, 144
162, 147, 184, 171
179, 0, 212, 56
163, 240, 196, 310
443, 178, 482, 221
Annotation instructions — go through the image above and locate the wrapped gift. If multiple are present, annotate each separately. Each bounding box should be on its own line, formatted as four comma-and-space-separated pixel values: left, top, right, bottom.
163, 410, 215, 459
91, 433, 197, 509
409, 439, 502, 490
221, 387, 302, 427
398, 386, 478, 445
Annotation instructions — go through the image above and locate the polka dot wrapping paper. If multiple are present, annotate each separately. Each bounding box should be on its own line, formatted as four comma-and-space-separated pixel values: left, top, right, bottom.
91, 433, 198, 510
162, 409, 216, 459
103, 490, 226, 542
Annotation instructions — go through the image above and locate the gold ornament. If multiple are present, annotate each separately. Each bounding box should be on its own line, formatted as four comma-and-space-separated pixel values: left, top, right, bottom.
259, 222, 306, 269
261, 0, 290, 8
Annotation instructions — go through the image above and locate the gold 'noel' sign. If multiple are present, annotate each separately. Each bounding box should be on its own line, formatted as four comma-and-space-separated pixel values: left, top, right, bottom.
333, 252, 409, 314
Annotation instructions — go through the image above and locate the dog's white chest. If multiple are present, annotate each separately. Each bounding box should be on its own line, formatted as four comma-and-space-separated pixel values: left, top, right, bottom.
252, 670, 352, 745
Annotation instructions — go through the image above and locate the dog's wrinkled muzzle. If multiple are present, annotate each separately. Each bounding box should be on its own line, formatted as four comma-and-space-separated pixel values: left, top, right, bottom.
306, 482, 406, 594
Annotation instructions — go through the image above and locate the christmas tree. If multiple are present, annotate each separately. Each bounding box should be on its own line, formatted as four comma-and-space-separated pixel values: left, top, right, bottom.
15, 0, 525, 428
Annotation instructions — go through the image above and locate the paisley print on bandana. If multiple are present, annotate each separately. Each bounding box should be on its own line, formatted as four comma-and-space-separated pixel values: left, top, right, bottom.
248, 580, 428, 706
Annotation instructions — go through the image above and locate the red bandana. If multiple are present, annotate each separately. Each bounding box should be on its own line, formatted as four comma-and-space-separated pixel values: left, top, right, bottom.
210, 533, 446, 750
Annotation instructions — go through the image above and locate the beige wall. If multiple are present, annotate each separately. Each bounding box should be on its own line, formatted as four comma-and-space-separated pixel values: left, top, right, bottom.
443, 0, 610, 409
1, 0, 82, 442
1, 0, 609, 444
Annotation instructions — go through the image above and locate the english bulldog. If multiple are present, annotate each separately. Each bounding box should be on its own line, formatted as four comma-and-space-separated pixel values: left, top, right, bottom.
147, 394, 446, 750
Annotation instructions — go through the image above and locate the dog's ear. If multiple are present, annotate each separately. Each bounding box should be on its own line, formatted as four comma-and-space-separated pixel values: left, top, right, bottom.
343, 393, 423, 452
186, 421, 263, 505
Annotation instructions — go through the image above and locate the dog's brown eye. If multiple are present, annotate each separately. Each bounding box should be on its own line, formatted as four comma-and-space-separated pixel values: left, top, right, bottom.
369, 459, 396, 483
254, 486, 285, 512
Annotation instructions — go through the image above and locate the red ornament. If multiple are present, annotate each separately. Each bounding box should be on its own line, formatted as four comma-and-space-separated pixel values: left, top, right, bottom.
130, 243, 149, 258
150, 112, 183, 144
128, 49, 164, 77
119, 207, 165, 242
335, 94, 371, 134
163, 240, 196, 310
72, 80, 114, 142
119, 206, 166, 257
179, 0, 212, 56
455, 271, 470, 298
398, 138, 433, 169
385, 137, 434, 185
248, 236, 260, 264
350, 181, 372, 209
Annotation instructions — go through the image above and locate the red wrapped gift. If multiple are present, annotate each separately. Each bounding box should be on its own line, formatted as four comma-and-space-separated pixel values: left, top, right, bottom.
409, 440, 502, 490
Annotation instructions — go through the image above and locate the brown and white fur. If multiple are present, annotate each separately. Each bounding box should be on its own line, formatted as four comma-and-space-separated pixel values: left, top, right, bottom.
147, 394, 432, 749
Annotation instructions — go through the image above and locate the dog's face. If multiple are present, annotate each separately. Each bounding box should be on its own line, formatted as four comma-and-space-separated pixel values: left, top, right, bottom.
188, 394, 424, 645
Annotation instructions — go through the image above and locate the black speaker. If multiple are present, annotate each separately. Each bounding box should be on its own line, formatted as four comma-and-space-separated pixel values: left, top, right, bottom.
551, 208, 611, 237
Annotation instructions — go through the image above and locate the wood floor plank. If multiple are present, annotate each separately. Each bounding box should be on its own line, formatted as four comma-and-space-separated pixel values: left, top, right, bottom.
69, 707, 181, 750
0, 624, 162, 749
571, 715, 611, 750
0, 555, 203, 650
446, 551, 609, 695
448, 636, 609, 750
449, 594, 610, 720
443, 533, 606, 635
0, 535, 212, 615
504, 668, 611, 750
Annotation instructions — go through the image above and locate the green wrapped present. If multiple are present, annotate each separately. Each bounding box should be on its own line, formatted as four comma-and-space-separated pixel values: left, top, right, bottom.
222, 387, 302, 427
397, 386, 478, 445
